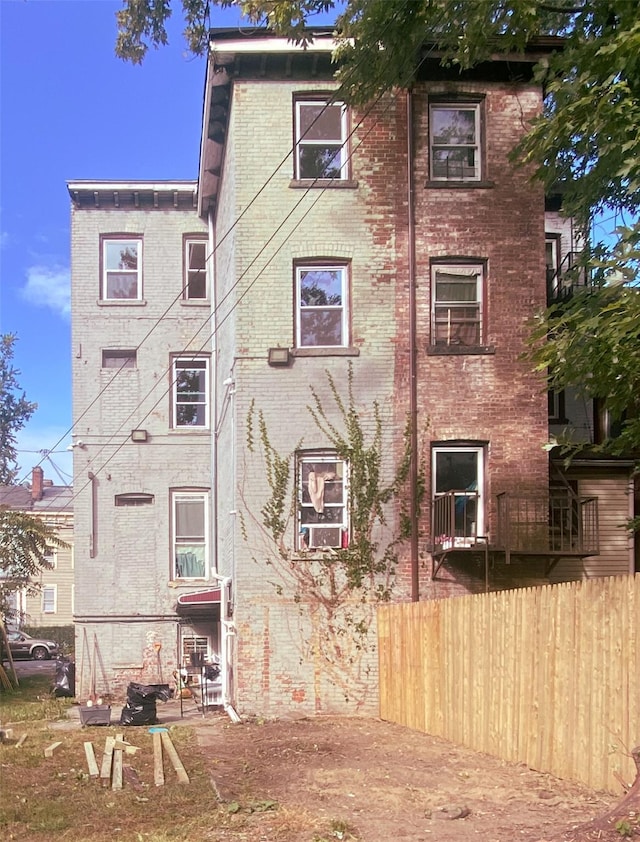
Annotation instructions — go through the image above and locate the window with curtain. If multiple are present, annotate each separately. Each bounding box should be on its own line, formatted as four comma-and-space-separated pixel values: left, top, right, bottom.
297, 453, 348, 550
173, 491, 208, 578
432, 264, 483, 347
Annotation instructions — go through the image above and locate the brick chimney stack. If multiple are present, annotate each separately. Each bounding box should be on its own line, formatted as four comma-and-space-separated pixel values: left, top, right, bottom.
31, 466, 44, 502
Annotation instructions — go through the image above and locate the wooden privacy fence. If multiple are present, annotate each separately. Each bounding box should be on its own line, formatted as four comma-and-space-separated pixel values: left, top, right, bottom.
378, 574, 639, 793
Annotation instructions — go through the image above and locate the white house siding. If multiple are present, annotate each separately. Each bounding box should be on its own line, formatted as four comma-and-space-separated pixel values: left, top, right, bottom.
24, 513, 74, 627
549, 469, 634, 583
70, 189, 211, 697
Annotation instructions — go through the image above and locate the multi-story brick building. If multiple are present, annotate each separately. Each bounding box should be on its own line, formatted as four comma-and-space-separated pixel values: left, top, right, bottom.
69, 29, 636, 717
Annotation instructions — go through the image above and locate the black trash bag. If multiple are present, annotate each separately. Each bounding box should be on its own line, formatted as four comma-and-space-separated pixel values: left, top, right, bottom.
52, 657, 76, 698
119, 682, 174, 726
119, 699, 158, 726
126, 682, 173, 703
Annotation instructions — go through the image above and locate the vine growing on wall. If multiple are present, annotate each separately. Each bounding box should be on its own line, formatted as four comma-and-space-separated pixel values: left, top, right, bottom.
240, 363, 425, 705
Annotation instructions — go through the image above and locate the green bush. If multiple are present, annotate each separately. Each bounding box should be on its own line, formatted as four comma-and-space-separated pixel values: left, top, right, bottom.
22, 625, 75, 658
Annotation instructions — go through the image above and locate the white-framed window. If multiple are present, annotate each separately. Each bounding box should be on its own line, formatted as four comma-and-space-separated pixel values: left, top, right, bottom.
432, 445, 484, 545
296, 263, 348, 348
432, 263, 483, 347
298, 453, 348, 551
102, 238, 142, 300
102, 349, 137, 368
172, 491, 208, 579
429, 103, 481, 182
172, 357, 209, 428
42, 545, 56, 568
294, 98, 348, 180
184, 238, 207, 300
42, 585, 57, 614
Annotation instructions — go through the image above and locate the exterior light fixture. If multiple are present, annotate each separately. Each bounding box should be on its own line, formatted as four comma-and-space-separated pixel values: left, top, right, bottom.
267, 347, 290, 367
131, 429, 148, 442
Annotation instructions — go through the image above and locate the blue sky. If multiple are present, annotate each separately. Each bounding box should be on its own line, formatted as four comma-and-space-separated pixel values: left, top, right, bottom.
0, 0, 251, 484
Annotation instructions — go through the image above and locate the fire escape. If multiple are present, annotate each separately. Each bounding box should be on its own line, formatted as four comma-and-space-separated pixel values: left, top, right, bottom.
431, 250, 600, 583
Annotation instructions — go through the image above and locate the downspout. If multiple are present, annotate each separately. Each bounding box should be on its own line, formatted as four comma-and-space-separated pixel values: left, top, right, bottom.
407, 88, 420, 602
208, 208, 240, 723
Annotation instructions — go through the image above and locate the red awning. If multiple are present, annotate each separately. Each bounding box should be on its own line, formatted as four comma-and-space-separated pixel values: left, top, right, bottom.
176, 588, 221, 616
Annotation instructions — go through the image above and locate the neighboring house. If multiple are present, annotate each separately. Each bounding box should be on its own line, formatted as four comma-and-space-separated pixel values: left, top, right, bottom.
0, 467, 74, 626
69, 29, 637, 717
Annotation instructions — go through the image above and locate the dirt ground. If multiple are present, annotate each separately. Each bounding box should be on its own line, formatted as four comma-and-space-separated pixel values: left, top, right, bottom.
188, 711, 636, 842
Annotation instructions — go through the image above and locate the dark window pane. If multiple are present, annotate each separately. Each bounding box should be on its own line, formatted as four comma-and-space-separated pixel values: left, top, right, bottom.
299, 104, 342, 141
299, 146, 342, 179
300, 309, 343, 346
106, 273, 138, 299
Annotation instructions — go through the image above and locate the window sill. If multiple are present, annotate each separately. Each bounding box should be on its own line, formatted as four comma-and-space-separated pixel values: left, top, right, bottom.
427, 345, 496, 356
292, 346, 360, 358
180, 299, 209, 306
97, 299, 146, 306
289, 179, 359, 189
169, 427, 211, 434
425, 180, 495, 189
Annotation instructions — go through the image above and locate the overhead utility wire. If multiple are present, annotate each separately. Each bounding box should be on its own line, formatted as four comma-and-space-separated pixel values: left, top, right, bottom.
31, 1, 428, 509
67, 1, 423, 493
14, 21, 396, 488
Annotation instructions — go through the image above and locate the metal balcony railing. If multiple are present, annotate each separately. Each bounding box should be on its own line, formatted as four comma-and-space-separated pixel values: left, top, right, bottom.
495, 492, 599, 563
432, 490, 480, 552
547, 251, 590, 304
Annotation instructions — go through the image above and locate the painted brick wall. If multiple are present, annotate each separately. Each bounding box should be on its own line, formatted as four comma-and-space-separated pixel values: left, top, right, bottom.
215, 74, 551, 715
70, 199, 212, 696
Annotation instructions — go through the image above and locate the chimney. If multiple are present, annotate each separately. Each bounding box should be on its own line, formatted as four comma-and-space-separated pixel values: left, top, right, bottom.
31, 466, 44, 502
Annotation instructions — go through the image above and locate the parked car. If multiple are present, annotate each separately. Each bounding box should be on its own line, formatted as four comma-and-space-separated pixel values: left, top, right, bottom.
2, 630, 60, 661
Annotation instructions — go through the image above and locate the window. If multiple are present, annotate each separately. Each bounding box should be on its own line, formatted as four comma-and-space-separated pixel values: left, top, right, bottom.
42, 585, 57, 614
102, 349, 137, 368
296, 263, 348, 348
173, 358, 209, 428
115, 493, 154, 506
184, 238, 207, 300
298, 453, 348, 551
548, 389, 566, 423
432, 445, 484, 546
430, 103, 481, 182
43, 545, 56, 567
102, 238, 142, 300
295, 98, 348, 180
432, 263, 483, 347
173, 492, 208, 578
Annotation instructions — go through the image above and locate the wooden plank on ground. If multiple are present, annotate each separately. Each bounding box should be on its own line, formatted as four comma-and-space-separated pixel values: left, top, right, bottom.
100, 736, 115, 786
112, 732, 123, 791
160, 731, 189, 783
153, 731, 164, 786
44, 741, 62, 758
84, 741, 99, 777
15, 733, 27, 748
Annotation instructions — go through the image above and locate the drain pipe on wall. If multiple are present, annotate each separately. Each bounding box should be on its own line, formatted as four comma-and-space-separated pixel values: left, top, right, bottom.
407, 88, 420, 603
208, 209, 241, 724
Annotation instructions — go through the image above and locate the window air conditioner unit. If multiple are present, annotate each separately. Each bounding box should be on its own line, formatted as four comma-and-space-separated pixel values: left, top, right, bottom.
308, 526, 342, 549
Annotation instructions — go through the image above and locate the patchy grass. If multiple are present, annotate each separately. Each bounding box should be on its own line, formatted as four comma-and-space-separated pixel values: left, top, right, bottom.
0, 680, 319, 842
0, 719, 266, 842
1, 673, 74, 723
